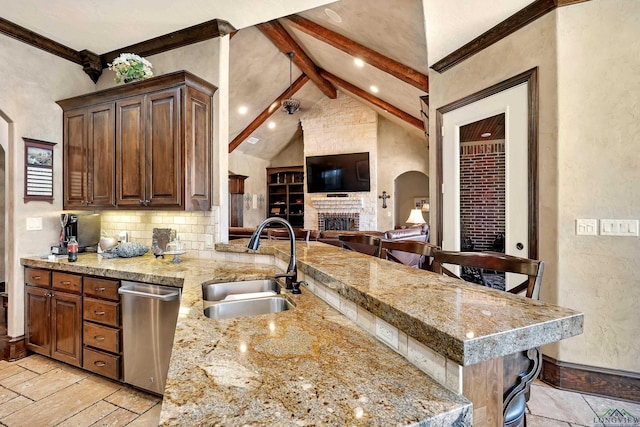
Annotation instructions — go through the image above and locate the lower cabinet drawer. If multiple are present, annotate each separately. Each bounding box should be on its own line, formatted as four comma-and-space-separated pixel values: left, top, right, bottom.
83, 322, 120, 353
84, 298, 119, 327
83, 347, 120, 380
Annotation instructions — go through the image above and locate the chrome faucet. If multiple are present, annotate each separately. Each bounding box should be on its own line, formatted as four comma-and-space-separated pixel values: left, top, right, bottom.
248, 217, 301, 294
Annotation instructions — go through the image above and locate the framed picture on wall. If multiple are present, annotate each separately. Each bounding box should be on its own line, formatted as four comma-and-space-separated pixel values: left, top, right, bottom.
414, 197, 428, 210
23, 138, 56, 203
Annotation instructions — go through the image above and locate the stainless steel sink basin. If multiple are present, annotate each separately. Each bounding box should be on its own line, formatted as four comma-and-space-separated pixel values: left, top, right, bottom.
203, 296, 294, 320
202, 279, 280, 302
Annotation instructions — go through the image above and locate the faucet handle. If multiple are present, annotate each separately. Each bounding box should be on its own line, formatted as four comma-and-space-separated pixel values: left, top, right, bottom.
291, 281, 302, 294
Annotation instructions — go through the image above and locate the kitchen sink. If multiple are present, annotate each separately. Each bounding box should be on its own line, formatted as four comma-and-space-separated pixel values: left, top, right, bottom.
203, 295, 294, 320
202, 279, 280, 302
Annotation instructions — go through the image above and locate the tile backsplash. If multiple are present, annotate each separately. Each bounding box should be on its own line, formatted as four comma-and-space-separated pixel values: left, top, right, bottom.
100, 209, 221, 259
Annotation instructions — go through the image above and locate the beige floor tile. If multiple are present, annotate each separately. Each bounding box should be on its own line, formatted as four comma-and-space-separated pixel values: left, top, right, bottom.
56, 400, 119, 427
104, 388, 161, 415
0, 368, 39, 389
0, 386, 18, 404
526, 414, 572, 426
16, 354, 61, 374
583, 393, 640, 420
0, 395, 34, 418
127, 403, 162, 427
528, 384, 598, 425
0, 364, 27, 381
1, 375, 123, 427
10, 367, 88, 401
90, 407, 138, 426
0, 360, 13, 371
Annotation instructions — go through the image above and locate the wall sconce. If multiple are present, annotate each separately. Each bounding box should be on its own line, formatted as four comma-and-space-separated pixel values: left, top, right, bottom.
257, 194, 265, 210
244, 193, 252, 210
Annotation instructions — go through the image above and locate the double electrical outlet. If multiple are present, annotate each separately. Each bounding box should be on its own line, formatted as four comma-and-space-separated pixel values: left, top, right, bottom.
576, 219, 639, 236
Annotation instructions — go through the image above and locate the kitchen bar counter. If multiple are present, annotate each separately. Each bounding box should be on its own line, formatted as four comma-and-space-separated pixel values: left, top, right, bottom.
21, 251, 472, 426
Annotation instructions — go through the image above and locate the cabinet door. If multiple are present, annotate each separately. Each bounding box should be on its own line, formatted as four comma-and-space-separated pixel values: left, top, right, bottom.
116, 95, 146, 207
51, 291, 83, 367
26, 286, 51, 356
87, 103, 116, 208
146, 88, 181, 208
184, 86, 211, 210
63, 108, 88, 209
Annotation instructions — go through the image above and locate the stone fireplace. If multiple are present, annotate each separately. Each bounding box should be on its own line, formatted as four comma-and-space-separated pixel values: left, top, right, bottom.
311, 196, 364, 231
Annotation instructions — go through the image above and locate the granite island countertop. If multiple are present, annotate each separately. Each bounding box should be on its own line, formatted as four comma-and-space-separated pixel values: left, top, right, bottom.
21, 252, 472, 426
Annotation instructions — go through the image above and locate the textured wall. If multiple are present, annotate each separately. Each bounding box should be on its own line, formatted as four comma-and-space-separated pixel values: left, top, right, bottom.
301, 91, 378, 230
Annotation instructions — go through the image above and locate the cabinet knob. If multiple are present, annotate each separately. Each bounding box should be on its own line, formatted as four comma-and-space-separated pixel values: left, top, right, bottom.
94, 287, 106, 292
94, 311, 105, 316
33, 276, 41, 280
94, 335, 105, 342
93, 361, 107, 367
60, 281, 71, 285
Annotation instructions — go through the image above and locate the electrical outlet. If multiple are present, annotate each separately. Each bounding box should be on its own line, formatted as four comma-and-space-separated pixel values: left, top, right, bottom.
205, 234, 213, 248
576, 219, 598, 236
26, 217, 43, 231
375, 318, 399, 349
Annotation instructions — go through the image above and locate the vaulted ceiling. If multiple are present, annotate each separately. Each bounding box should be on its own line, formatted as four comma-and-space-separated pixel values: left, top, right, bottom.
1, 0, 537, 161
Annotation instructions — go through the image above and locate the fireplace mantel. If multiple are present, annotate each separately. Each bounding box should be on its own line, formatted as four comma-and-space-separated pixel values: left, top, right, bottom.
311, 196, 363, 212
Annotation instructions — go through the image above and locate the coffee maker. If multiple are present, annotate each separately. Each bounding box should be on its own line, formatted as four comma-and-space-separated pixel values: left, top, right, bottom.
58, 213, 101, 253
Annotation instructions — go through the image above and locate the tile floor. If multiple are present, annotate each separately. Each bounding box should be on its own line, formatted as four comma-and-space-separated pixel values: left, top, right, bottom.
0, 354, 637, 426
0, 354, 161, 426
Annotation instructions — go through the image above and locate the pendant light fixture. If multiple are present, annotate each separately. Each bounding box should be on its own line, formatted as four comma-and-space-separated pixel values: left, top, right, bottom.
282, 52, 300, 115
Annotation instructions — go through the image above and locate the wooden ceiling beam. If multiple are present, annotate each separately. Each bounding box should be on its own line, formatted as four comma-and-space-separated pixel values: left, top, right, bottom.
284, 15, 428, 92
257, 20, 337, 99
229, 74, 310, 153
320, 70, 423, 130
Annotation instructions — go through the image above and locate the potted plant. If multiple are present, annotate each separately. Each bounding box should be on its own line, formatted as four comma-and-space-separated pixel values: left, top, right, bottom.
108, 53, 153, 83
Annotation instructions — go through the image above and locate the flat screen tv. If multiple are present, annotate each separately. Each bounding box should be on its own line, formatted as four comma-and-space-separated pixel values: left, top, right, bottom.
306, 152, 371, 193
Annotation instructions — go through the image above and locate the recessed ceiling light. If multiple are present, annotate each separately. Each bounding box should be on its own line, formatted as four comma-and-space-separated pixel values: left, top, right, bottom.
354, 58, 365, 68
246, 137, 259, 145
268, 121, 276, 129
370, 85, 379, 93
238, 106, 248, 114
481, 132, 492, 138
324, 8, 342, 23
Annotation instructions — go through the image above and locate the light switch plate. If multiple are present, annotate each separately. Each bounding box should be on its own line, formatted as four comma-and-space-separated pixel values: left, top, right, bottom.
600, 219, 639, 236
576, 219, 598, 236
205, 234, 213, 248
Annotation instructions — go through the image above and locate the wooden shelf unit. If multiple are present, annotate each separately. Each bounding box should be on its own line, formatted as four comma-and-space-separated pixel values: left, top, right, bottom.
266, 166, 304, 228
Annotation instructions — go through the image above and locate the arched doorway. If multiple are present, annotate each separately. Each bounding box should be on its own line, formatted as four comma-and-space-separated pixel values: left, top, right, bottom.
393, 171, 429, 228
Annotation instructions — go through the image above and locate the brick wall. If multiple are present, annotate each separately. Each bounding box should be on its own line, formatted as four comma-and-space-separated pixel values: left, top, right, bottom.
460, 140, 505, 251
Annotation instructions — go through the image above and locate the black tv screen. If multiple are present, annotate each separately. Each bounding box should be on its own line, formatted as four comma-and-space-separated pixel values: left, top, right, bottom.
306, 152, 371, 193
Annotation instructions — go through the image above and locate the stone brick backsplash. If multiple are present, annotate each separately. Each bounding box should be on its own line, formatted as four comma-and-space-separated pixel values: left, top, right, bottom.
100, 208, 221, 259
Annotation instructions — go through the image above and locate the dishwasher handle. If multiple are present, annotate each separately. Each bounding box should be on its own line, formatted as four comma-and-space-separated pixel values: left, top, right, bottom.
118, 286, 180, 301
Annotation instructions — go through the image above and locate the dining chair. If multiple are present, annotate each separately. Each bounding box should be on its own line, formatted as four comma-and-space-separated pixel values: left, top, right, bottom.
338, 234, 382, 257
431, 250, 544, 300
267, 228, 310, 242
379, 240, 440, 271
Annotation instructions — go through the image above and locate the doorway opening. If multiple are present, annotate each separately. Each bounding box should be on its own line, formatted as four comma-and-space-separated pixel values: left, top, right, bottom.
0, 113, 8, 336
394, 171, 429, 228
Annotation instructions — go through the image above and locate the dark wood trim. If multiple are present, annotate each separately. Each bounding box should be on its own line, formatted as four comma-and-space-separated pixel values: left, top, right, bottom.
0, 17, 82, 64
79, 49, 103, 83
435, 68, 539, 259
101, 19, 235, 68
257, 20, 337, 99
320, 70, 423, 130
0, 335, 27, 361
283, 15, 428, 92
229, 74, 309, 153
432, 0, 557, 73
541, 354, 640, 403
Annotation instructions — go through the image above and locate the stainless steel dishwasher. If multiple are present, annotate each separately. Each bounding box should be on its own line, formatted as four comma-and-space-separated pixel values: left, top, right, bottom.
118, 281, 181, 395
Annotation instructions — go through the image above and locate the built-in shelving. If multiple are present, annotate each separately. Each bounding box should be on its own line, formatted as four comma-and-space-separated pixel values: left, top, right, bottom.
266, 166, 304, 228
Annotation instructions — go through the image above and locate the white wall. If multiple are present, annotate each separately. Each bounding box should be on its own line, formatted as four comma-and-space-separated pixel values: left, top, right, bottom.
377, 116, 429, 230
228, 152, 270, 228
0, 34, 96, 337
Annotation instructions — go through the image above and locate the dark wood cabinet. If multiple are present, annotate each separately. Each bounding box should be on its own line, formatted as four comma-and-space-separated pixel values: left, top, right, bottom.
266, 166, 304, 228
63, 103, 116, 209
57, 71, 216, 211
25, 268, 82, 367
229, 174, 248, 227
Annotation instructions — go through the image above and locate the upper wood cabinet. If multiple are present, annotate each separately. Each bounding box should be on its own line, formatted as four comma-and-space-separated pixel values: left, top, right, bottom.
57, 71, 216, 211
